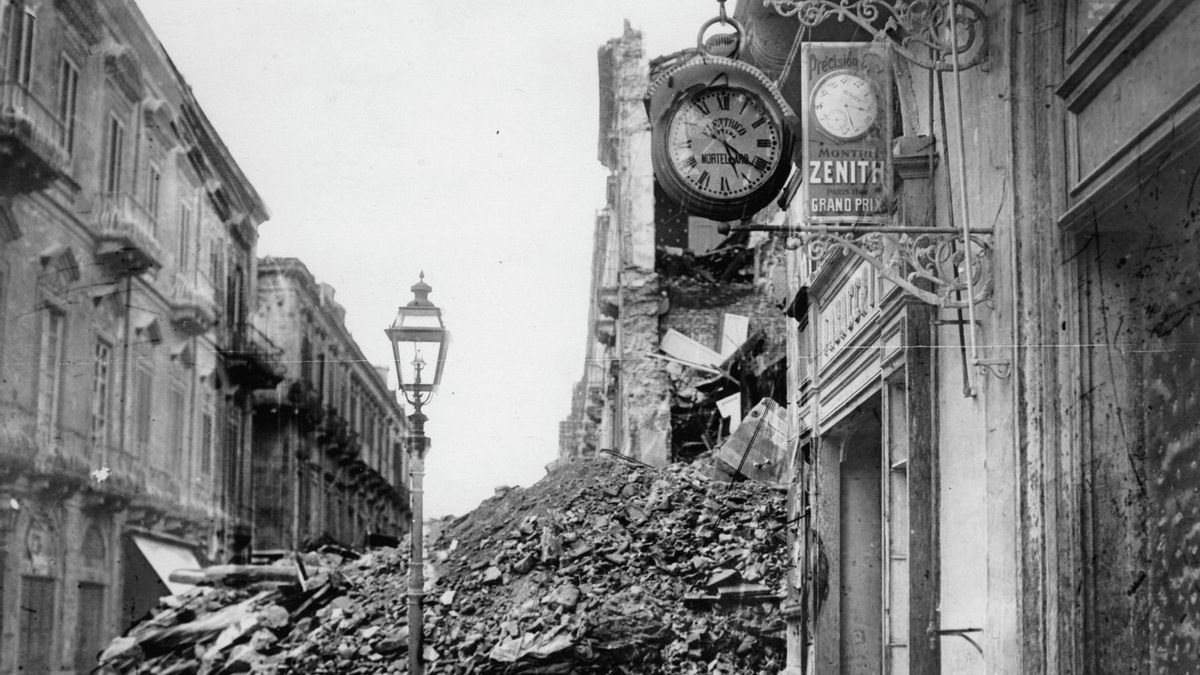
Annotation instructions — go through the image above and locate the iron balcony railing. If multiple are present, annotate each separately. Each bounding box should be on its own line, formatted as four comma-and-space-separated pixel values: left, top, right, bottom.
221, 322, 286, 388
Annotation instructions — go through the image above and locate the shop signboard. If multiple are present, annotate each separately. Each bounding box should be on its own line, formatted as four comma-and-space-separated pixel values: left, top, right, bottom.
801, 42, 894, 224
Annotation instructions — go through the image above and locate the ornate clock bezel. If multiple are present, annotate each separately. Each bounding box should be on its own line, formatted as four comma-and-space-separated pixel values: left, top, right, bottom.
646, 55, 799, 223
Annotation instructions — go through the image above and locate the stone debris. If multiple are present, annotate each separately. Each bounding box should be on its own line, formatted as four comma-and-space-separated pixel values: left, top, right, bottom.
98, 454, 789, 674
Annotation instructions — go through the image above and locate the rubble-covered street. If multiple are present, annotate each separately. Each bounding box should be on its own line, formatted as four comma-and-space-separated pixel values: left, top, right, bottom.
99, 455, 790, 674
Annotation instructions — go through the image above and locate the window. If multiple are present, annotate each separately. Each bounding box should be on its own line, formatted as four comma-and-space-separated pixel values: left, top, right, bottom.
316, 352, 326, 402
300, 335, 312, 383
209, 242, 222, 284
104, 116, 124, 193
19, 576, 54, 674
226, 263, 245, 328
89, 339, 113, 452
36, 307, 65, 444
168, 388, 186, 472
178, 204, 192, 270
2, 4, 36, 87
146, 163, 162, 225
57, 56, 79, 153
134, 366, 152, 450
1077, 0, 1120, 41
200, 411, 213, 475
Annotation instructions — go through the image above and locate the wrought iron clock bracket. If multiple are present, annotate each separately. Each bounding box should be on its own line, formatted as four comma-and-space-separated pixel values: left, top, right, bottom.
720, 222, 994, 309
763, 0, 989, 71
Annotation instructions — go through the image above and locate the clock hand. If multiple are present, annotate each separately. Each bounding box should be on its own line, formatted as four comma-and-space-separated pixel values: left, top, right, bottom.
713, 136, 752, 182
700, 130, 751, 181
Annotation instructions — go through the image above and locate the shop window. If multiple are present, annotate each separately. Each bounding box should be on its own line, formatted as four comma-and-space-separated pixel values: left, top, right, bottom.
19, 576, 54, 673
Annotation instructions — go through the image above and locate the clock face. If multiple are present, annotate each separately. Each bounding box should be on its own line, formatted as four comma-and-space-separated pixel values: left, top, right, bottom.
811, 71, 879, 141
665, 87, 784, 201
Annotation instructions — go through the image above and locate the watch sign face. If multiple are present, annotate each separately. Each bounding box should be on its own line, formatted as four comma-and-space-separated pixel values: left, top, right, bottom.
665, 87, 785, 200
802, 43, 893, 224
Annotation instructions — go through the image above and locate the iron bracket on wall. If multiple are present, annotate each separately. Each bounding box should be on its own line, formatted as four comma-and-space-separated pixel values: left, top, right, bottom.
721, 222, 994, 309
763, 0, 988, 71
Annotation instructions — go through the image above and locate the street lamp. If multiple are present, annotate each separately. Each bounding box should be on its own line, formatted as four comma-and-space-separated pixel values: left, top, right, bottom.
385, 272, 448, 675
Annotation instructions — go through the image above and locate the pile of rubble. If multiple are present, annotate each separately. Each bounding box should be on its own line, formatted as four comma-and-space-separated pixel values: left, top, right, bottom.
100, 455, 791, 674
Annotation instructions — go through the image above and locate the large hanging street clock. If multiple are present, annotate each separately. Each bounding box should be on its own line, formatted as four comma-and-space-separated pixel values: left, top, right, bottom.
647, 55, 798, 222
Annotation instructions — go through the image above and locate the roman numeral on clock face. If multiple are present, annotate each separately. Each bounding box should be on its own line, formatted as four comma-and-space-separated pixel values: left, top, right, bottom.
697, 171, 711, 189
752, 156, 770, 172
720, 176, 730, 193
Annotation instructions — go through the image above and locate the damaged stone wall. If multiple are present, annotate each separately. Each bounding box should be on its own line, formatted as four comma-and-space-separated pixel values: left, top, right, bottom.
664, 282, 785, 353
618, 273, 672, 466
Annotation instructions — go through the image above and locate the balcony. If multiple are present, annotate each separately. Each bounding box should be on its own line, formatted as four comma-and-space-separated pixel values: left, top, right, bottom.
597, 285, 620, 318
94, 193, 166, 276
220, 323, 285, 390
168, 275, 218, 335
252, 378, 324, 431
0, 81, 69, 194
594, 316, 616, 347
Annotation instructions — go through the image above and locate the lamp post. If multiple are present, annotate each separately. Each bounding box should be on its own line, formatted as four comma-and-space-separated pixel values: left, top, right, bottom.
385, 273, 449, 675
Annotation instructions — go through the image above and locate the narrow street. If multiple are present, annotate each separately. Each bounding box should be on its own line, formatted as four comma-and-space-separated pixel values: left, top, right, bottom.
0, 1, 1196, 674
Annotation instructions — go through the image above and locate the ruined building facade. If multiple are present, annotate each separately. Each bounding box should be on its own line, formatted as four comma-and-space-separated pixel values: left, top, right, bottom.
579, 1, 1200, 673
0, 0, 280, 670
561, 23, 792, 470
252, 257, 410, 554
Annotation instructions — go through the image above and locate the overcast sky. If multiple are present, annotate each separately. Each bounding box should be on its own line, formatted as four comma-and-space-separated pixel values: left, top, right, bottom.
135, 1, 717, 517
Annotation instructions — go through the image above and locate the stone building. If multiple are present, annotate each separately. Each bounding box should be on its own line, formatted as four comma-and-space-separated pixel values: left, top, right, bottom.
584, 1, 1200, 673
0, 0, 278, 670
560, 22, 793, 469
251, 257, 410, 554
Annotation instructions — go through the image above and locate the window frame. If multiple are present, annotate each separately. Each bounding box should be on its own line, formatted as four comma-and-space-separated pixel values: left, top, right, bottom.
103, 114, 125, 194
57, 53, 79, 153
35, 304, 66, 444
146, 161, 162, 227
89, 337, 113, 453
134, 364, 153, 451
178, 202, 193, 270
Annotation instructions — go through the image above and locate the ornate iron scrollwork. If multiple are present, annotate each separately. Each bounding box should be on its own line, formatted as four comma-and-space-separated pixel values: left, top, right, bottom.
795, 228, 993, 308
763, 0, 988, 71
